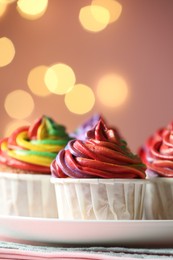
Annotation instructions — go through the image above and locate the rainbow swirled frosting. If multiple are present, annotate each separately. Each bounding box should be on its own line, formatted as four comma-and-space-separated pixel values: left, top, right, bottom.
0, 115, 71, 173
51, 119, 146, 178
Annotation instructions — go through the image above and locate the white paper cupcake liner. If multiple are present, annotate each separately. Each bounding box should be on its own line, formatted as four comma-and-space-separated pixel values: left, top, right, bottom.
0, 172, 58, 218
51, 178, 146, 220
144, 177, 173, 220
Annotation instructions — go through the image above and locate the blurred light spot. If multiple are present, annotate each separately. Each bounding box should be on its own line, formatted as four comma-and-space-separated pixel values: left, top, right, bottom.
79, 5, 110, 32
96, 74, 128, 107
92, 0, 122, 23
1, 0, 17, 3
4, 90, 34, 119
0, 37, 15, 67
27, 65, 51, 97
44, 63, 76, 95
17, 0, 48, 20
65, 84, 95, 114
4, 120, 29, 137
0, 2, 7, 17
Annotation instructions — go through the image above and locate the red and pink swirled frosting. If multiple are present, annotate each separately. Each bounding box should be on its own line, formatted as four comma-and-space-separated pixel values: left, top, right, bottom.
51, 119, 146, 179
139, 121, 173, 177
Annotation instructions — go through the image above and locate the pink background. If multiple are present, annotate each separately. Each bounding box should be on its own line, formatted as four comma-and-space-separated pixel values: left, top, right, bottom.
0, 0, 173, 152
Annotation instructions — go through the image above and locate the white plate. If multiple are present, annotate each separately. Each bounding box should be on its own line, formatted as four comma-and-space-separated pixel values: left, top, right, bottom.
0, 215, 173, 247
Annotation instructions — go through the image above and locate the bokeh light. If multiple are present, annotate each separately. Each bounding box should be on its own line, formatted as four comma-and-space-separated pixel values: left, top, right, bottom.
65, 84, 95, 114
44, 63, 76, 95
4, 120, 30, 137
0, 37, 15, 67
96, 73, 128, 107
91, 0, 122, 23
17, 0, 48, 20
0, 1, 7, 17
1, 0, 17, 3
79, 5, 110, 32
27, 65, 51, 97
4, 90, 35, 119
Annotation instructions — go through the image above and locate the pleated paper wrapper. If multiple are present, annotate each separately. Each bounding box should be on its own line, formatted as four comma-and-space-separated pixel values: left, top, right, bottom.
51, 178, 146, 220
0, 172, 58, 218
144, 176, 173, 220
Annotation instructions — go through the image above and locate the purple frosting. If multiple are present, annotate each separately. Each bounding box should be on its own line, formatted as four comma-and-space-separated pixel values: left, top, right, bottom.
70, 114, 101, 140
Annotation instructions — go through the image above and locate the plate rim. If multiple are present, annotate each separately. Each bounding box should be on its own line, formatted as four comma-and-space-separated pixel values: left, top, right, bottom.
0, 214, 173, 223
1, 215, 173, 247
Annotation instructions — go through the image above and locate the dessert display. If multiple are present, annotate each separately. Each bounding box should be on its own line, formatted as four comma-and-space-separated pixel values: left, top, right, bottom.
51, 119, 146, 220
0, 115, 71, 218
139, 121, 173, 219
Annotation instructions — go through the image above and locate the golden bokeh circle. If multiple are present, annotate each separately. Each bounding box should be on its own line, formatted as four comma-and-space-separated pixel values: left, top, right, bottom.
65, 84, 95, 114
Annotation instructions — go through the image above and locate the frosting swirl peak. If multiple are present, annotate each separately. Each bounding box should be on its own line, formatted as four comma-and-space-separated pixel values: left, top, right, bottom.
139, 122, 173, 177
51, 119, 146, 178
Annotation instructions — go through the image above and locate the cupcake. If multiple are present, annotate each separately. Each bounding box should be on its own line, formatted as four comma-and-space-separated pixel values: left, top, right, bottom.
139, 121, 173, 219
51, 119, 146, 220
0, 115, 71, 218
